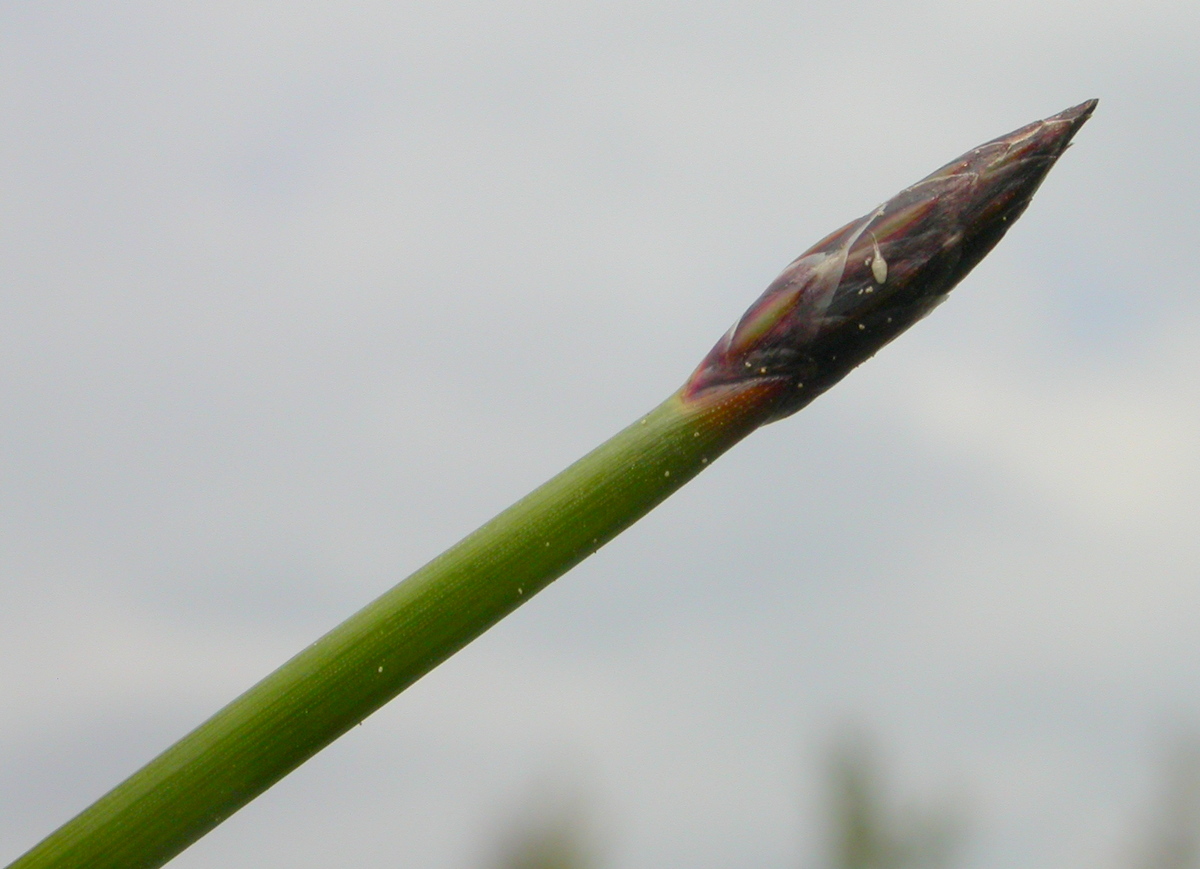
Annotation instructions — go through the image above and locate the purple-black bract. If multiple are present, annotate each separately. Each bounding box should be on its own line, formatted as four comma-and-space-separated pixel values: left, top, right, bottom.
684, 100, 1097, 423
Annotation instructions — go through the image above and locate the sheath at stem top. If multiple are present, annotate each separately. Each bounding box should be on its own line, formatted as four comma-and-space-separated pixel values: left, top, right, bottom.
683, 99, 1097, 424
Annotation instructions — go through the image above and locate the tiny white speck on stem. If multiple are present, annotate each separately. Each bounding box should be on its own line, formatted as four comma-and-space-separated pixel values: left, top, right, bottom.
870, 233, 888, 284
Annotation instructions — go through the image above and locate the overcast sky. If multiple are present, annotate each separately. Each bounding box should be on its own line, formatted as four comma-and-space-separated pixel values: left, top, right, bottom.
2, 3, 1199, 868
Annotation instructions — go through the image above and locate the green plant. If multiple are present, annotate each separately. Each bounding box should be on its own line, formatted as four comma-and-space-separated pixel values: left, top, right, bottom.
6, 100, 1095, 869
826, 733, 962, 869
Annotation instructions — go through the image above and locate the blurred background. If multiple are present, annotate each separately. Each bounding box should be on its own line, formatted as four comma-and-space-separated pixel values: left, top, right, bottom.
1, 3, 1198, 868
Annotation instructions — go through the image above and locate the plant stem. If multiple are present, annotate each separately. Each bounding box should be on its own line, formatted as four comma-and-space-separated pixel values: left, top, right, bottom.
7, 99, 1094, 869
7, 384, 775, 869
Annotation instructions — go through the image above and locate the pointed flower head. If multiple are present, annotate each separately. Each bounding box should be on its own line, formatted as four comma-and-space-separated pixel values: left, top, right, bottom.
683, 100, 1097, 423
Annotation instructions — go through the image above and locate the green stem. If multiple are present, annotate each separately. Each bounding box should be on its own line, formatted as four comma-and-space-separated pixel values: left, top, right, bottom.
11, 100, 1094, 869
8, 384, 775, 869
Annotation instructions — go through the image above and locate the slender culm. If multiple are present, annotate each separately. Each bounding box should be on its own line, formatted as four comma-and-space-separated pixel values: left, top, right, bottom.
7, 100, 1095, 869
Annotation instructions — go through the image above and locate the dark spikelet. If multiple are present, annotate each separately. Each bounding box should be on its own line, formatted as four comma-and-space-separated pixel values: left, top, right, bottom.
683, 100, 1097, 423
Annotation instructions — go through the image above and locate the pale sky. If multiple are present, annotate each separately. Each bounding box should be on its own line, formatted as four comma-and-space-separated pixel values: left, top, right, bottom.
2, 3, 1199, 868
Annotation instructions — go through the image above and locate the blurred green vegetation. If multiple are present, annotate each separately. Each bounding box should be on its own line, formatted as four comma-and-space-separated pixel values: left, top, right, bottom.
1132, 736, 1200, 869
824, 734, 961, 869
495, 819, 591, 869
492, 796, 593, 869
487, 731, 1200, 869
